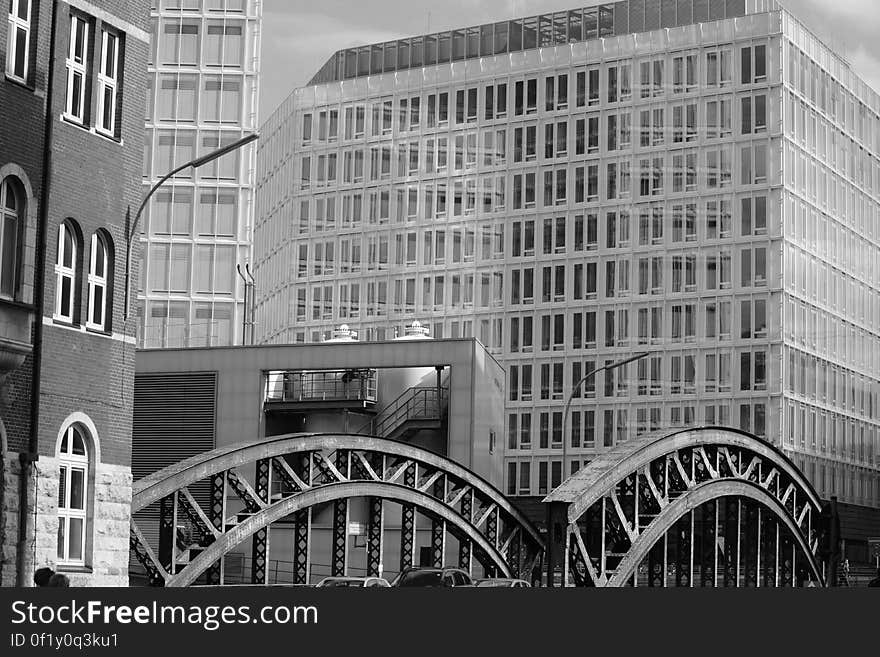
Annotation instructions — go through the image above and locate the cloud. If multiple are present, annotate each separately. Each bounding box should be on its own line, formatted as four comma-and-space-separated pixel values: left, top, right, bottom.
801, 0, 880, 29
848, 47, 880, 95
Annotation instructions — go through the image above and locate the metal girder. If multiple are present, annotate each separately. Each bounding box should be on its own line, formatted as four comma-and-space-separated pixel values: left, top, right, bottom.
164, 481, 514, 587
132, 433, 542, 552
545, 428, 823, 526
130, 524, 169, 587
399, 463, 416, 571
206, 472, 226, 585
605, 480, 824, 587
251, 458, 271, 584
131, 433, 544, 587
366, 497, 383, 577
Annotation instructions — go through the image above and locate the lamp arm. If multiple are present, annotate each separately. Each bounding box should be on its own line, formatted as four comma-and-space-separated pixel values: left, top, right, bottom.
123, 160, 191, 321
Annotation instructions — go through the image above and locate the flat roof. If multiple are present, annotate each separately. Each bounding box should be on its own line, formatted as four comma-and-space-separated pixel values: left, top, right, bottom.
307, 0, 752, 85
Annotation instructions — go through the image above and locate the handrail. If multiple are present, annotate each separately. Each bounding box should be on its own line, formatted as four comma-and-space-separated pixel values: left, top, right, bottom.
265, 369, 378, 404
357, 385, 449, 437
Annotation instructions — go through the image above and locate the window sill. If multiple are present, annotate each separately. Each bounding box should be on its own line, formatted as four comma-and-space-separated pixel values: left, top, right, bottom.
0, 297, 35, 312
4, 73, 37, 93
52, 317, 78, 329
85, 326, 111, 337
56, 564, 92, 574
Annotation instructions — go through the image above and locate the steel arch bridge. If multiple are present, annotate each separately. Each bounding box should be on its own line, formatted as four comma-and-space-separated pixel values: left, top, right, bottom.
544, 427, 826, 587
130, 433, 544, 587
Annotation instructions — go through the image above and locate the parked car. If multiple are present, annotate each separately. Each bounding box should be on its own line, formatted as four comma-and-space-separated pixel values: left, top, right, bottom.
315, 576, 390, 587
391, 567, 473, 587
474, 578, 531, 588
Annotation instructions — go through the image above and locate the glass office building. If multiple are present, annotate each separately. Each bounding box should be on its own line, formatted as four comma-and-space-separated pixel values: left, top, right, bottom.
139, 0, 261, 347
254, 0, 880, 508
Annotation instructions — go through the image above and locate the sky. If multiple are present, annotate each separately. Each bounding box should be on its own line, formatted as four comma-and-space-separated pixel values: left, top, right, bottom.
258, 0, 880, 121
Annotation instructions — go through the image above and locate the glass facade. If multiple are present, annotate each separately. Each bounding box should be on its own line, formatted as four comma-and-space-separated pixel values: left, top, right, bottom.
254, 2, 880, 508
139, 0, 261, 348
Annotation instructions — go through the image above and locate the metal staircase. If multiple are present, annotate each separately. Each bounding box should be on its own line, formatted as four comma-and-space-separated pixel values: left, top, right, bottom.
358, 385, 449, 441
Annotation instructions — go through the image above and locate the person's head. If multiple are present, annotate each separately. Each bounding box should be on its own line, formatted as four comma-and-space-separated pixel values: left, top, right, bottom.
47, 573, 70, 588
33, 567, 54, 587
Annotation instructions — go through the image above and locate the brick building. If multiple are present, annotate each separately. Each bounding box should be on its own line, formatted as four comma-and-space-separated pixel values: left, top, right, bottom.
0, 0, 149, 586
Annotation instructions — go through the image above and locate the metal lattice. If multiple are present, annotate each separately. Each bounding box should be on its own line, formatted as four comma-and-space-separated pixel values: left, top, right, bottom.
546, 428, 826, 588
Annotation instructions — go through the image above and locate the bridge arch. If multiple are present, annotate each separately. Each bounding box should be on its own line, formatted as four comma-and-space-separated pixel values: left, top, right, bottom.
545, 427, 825, 587
130, 433, 543, 586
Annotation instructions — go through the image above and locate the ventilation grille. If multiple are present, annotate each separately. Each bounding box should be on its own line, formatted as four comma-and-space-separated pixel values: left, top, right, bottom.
131, 372, 217, 579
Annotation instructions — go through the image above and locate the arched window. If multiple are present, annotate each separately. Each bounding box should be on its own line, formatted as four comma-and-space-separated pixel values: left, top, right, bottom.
87, 232, 112, 330
55, 221, 78, 323
57, 424, 90, 565
0, 176, 23, 299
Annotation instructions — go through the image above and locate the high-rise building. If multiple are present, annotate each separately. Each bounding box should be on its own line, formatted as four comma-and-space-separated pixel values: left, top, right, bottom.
139, 0, 261, 348
0, 0, 148, 586
253, 0, 880, 516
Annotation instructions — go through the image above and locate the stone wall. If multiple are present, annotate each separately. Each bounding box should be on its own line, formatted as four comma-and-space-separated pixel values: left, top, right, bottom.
1, 452, 131, 587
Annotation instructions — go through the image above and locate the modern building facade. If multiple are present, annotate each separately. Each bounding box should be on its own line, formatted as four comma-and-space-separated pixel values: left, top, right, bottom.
138, 0, 261, 348
253, 0, 880, 541
0, 0, 149, 586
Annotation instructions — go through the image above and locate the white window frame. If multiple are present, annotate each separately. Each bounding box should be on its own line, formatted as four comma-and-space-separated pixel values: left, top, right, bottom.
55, 222, 76, 322
65, 14, 90, 124
87, 233, 108, 330
6, 0, 32, 82
96, 30, 119, 137
57, 425, 89, 567
0, 177, 22, 300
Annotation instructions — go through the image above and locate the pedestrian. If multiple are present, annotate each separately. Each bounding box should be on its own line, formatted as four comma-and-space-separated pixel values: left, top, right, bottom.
47, 573, 70, 587
33, 567, 54, 587
868, 568, 880, 588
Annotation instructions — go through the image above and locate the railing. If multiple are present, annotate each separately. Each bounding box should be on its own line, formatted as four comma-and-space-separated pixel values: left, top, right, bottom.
265, 369, 378, 404
360, 386, 449, 438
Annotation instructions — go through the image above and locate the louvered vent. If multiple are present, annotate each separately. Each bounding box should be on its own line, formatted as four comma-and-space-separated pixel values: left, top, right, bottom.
131, 372, 217, 581
132, 372, 217, 480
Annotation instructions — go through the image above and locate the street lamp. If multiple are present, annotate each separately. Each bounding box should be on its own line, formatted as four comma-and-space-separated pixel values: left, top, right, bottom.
560, 351, 653, 476
123, 132, 260, 320
546, 351, 653, 589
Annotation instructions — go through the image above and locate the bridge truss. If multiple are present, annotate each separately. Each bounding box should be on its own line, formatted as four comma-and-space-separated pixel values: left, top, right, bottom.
130, 433, 544, 586
544, 428, 826, 587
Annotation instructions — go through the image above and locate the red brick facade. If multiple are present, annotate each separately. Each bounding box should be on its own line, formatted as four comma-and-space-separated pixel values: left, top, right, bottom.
1, 0, 149, 586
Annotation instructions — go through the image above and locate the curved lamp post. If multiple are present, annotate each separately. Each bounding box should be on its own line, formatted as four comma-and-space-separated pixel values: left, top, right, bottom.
560, 351, 653, 479
546, 351, 653, 588
123, 132, 260, 321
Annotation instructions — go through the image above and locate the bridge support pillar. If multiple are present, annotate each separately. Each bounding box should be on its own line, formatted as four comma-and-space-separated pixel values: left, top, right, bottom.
545, 501, 569, 587
367, 497, 383, 577
252, 458, 270, 584
206, 472, 226, 585
399, 464, 416, 572
458, 490, 473, 572
158, 493, 175, 574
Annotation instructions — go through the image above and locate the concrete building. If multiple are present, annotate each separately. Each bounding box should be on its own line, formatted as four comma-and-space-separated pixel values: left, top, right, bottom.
131, 330, 506, 582
0, 0, 148, 586
138, 0, 261, 348
252, 0, 880, 560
